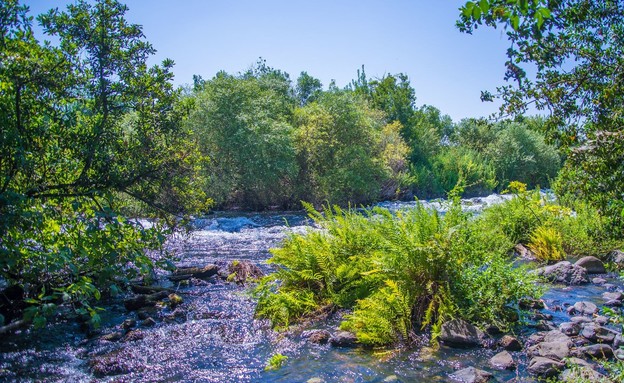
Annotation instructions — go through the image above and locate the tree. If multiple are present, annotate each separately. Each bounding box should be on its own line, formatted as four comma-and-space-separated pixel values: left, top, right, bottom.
458, 0, 624, 225
293, 90, 405, 205
187, 69, 298, 209
295, 71, 322, 106
369, 73, 415, 128
0, 0, 205, 328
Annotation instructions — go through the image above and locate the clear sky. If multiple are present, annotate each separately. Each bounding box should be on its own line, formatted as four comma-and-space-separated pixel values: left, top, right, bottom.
26, 0, 513, 121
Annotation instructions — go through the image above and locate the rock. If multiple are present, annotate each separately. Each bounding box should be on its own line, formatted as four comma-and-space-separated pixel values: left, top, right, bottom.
490, 351, 516, 370
603, 291, 623, 301
604, 283, 617, 291
383, 375, 399, 382
498, 335, 522, 351
533, 261, 589, 285
605, 299, 622, 307
124, 291, 168, 311
570, 316, 593, 324
568, 301, 598, 316
123, 329, 145, 342
592, 277, 608, 285
543, 330, 573, 344
141, 317, 156, 327
560, 367, 608, 383
527, 357, 564, 378
608, 250, 624, 266
514, 243, 536, 260
528, 341, 571, 361
329, 331, 357, 347
559, 322, 581, 336
574, 256, 606, 274
526, 332, 546, 347
564, 357, 595, 369
580, 344, 614, 359
100, 331, 124, 342
90, 350, 144, 377
164, 308, 187, 323
580, 323, 617, 343
120, 319, 136, 330
439, 319, 486, 347
616, 348, 624, 360
449, 367, 494, 383
168, 264, 219, 282
226, 260, 264, 284
302, 329, 331, 344
614, 334, 624, 348
306, 378, 324, 383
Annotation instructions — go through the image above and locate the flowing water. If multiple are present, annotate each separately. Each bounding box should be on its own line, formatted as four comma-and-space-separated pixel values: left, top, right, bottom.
0, 195, 621, 382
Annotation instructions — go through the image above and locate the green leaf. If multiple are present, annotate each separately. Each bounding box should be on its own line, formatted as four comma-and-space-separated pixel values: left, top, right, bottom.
479, 0, 490, 13
472, 5, 482, 20
510, 14, 520, 30
462, 2, 475, 18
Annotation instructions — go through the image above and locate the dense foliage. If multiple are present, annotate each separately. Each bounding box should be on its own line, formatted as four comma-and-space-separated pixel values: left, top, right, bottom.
0, 0, 206, 327
255, 197, 542, 346
458, 0, 624, 228
256, 182, 623, 346
185, 64, 560, 208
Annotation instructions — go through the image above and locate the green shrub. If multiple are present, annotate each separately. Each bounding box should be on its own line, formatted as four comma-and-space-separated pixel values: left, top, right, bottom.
527, 226, 565, 263
431, 146, 497, 197
265, 353, 288, 371
255, 200, 541, 346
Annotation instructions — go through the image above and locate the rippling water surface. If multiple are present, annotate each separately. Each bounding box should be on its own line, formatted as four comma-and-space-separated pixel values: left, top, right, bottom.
0, 194, 620, 382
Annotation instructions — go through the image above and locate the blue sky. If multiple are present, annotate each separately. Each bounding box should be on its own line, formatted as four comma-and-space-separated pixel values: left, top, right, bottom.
26, 0, 513, 121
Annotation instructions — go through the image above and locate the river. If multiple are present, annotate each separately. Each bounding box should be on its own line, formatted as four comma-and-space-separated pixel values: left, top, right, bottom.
0, 194, 621, 382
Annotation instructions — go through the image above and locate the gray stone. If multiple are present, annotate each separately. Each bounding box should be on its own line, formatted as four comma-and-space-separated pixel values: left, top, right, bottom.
592, 277, 608, 285
514, 243, 536, 260
609, 250, 624, 266
543, 330, 573, 344
329, 330, 357, 347
533, 261, 589, 285
603, 291, 623, 301
302, 329, 331, 344
614, 334, 624, 348
439, 319, 486, 347
580, 344, 614, 359
569, 301, 598, 316
559, 322, 581, 336
449, 367, 494, 383
528, 341, 571, 361
527, 357, 564, 378
581, 323, 617, 343
596, 316, 612, 326
564, 357, 595, 369
498, 335, 522, 351
574, 256, 606, 274
570, 316, 593, 324
560, 367, 608, 383
489, 350, 516, 370
605, 299, 622, 307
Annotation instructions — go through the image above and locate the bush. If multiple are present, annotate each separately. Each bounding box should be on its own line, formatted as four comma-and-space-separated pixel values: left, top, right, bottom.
255, 200, 541, 346
430, 146, 497, 197
527, 226, 565, 262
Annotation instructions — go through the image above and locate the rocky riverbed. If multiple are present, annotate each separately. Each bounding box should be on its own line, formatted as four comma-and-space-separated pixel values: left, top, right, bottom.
0, 196, 623, 382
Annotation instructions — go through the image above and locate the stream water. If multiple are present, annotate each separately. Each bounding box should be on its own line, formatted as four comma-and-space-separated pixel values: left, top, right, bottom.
0, 195, 621, 382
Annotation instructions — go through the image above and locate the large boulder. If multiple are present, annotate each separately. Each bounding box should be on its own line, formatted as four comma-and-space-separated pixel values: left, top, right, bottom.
527, 357, 564, 378
574, 256, 606, 274
449, 367, 494, 383
533, 261, 589, 285
439, 319, 486, 347
558, 322, 581, 336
